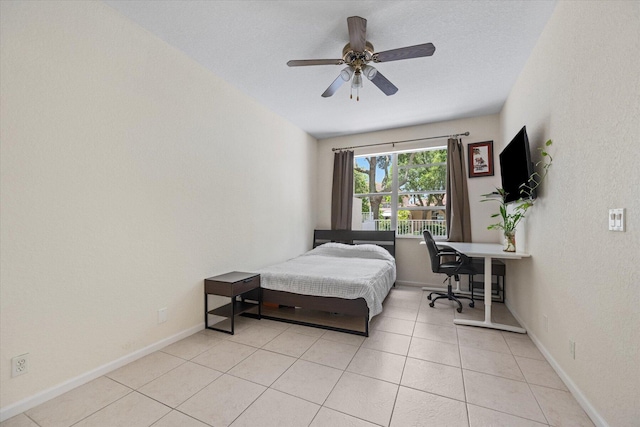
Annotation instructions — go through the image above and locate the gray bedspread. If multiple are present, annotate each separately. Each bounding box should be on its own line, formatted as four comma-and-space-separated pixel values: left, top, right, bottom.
258, 243, 396, 319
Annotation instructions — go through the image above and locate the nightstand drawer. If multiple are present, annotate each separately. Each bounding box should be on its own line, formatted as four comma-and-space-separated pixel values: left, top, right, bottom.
205, 273, 260, 297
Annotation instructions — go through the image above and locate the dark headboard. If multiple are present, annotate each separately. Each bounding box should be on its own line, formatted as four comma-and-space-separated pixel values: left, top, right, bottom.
313, 229, 396, 258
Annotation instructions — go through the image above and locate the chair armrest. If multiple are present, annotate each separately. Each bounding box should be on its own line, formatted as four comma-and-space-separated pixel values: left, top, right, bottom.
456, 251, 472, 264
438, 251, 458, 257
437, 251, 461, 263
452, 251, 475, 273
437, 246, 474, 272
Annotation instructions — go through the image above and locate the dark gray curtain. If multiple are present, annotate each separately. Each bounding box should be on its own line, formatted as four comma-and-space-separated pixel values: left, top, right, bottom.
331, 150, 354, 230
446, 138, 472, 242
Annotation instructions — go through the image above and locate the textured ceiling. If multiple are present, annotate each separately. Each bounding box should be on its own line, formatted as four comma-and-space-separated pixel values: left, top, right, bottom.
103, 1, 557, 139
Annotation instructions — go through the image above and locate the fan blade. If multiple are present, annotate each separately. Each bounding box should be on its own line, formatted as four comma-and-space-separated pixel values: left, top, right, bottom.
347, 16, 367, 52
370, 71, 398, 96
287, 59, 344, 67
321, 74, 346, 97
374, 43, 436, 63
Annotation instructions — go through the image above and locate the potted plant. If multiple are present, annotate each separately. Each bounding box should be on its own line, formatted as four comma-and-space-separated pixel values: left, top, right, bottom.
482, 140, 553, 251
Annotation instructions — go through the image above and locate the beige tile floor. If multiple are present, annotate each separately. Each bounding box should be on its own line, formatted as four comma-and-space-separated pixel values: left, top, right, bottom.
2, 286, 595, 427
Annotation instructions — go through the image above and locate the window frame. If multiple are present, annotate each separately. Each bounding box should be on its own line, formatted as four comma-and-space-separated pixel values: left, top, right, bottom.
353, 145, 447, 238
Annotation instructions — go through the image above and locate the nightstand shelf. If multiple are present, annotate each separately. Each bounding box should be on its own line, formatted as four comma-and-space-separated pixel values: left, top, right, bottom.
208, 299, 258, 318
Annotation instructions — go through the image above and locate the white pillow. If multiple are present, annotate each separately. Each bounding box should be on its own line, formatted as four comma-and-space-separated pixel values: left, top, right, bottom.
309, 242, 394, 262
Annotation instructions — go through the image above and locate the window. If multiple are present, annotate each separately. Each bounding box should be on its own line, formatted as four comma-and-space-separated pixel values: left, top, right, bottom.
354, 147, 447, 237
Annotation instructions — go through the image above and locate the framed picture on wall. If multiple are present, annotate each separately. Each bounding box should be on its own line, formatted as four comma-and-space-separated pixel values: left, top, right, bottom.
468, 141, 494, 178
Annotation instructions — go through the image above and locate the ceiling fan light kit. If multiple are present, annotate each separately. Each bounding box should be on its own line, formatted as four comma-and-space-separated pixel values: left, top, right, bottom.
362, 65, 377, 80
340, 67, 354, 82
287, 16, 435, 101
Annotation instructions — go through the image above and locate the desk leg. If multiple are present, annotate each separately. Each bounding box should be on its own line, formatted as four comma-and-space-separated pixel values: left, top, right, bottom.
484, 257, 492, 323
453, 256, 526, 334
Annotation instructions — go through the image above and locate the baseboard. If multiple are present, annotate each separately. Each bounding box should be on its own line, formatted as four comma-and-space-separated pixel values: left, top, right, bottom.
0, 323, 205, 422
505, 300, 609, 427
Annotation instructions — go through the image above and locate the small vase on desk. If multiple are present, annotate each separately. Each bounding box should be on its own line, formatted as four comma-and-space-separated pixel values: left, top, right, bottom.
503, 231, 516, 252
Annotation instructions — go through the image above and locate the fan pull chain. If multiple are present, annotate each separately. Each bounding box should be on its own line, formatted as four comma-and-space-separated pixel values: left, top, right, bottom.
349, 86, 360, 101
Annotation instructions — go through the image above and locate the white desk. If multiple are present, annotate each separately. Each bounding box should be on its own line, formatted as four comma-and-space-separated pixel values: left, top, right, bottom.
422, 241, 530, 334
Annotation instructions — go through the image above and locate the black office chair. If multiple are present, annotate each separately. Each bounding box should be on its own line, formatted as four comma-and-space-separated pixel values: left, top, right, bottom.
423, 230, 476, 313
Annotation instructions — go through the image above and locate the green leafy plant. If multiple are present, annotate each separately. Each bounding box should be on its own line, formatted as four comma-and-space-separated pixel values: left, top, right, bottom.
483, 188, 533, 233
482, 139, 553, 234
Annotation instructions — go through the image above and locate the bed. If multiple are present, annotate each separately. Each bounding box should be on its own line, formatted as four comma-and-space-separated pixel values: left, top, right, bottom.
256, 229, 396, 336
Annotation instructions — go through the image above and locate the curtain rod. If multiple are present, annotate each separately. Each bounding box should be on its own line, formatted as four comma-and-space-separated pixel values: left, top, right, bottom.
331, 132, 470, 152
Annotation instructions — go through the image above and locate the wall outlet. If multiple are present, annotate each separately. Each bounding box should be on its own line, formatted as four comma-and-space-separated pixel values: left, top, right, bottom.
543, 315, 548, 332
158, 307, 167, 324
569, 339, 576, 359
11, 354, 29, 377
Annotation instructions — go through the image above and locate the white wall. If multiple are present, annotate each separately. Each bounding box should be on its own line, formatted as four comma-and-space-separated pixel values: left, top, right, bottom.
500, 1, 640, 426
0, 0, 316, 412
317, 114, 502, 286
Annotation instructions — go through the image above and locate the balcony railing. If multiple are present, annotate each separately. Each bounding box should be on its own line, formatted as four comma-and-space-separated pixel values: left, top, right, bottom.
361, 212, 375, 222
360, 218, 447, 237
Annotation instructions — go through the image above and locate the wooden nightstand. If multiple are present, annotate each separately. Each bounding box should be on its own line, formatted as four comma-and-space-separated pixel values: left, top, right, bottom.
204, 271, 261, 334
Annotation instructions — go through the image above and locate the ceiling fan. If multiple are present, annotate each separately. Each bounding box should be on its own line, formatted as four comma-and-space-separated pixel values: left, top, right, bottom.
287, 16, 436, 101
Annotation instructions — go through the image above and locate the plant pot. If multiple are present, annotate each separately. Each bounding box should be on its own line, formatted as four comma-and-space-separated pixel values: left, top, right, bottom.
503, 231, 516, 252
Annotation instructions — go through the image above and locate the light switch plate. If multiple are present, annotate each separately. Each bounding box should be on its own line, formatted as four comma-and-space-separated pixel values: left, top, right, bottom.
608, 208, 625, 231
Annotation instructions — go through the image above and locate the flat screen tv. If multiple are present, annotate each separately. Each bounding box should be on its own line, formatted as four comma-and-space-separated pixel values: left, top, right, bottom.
499, 126, 536, 204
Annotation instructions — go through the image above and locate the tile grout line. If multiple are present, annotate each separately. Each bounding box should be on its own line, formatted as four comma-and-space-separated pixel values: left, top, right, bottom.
306, 332, 367, 426
13, 288, 571, 427
218, 323, 301, 427
506, 330, 552, 425
451, 304, 475, 427
387, 320, 416, 427
67, 389, 139, 427
458, 325, 553, 426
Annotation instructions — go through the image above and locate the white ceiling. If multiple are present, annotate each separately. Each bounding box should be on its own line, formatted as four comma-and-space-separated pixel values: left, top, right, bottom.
103, 1, 557, 139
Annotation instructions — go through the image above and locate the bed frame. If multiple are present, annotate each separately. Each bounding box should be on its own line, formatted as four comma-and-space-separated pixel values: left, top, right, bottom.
259, 229, 396, 336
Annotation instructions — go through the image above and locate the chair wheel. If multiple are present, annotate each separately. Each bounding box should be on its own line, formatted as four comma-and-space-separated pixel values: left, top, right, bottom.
456, 307, 462, 313
429, 302, 435, 308
469, 302, 475, 308
427, 295, 432, 300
